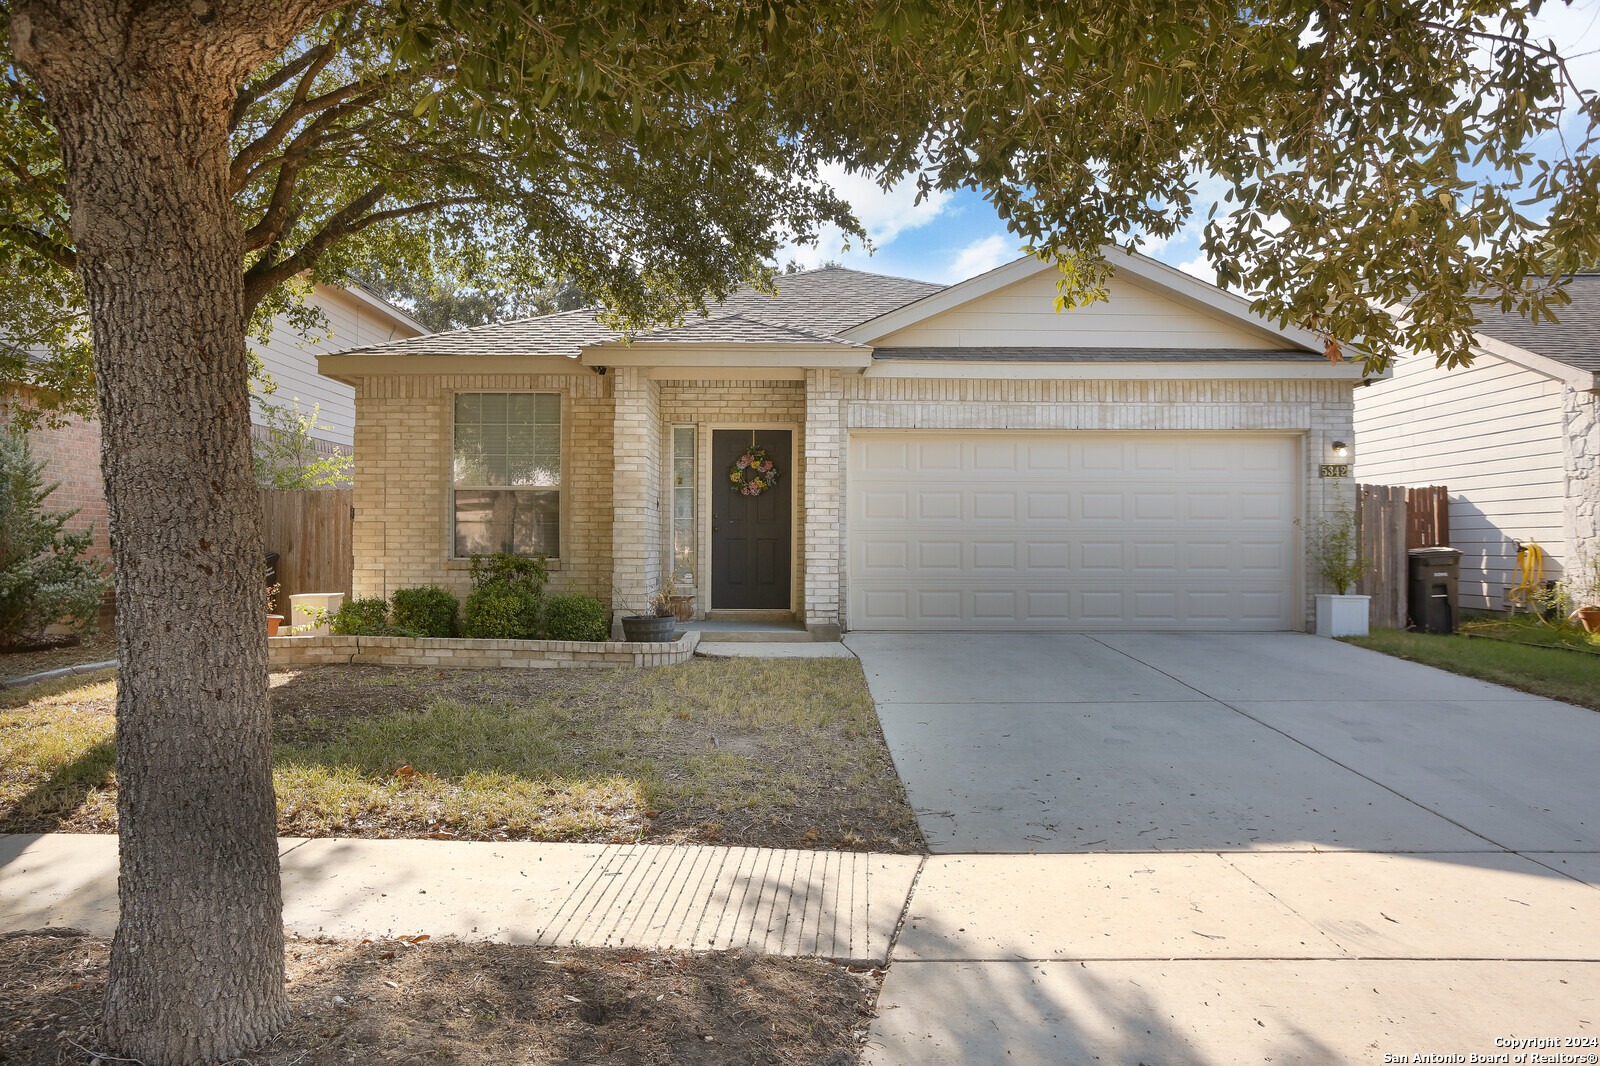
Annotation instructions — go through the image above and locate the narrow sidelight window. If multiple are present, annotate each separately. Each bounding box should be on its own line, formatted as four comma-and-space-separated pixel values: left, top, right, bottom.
671, 426, 696, 583
452, 392, 560, 557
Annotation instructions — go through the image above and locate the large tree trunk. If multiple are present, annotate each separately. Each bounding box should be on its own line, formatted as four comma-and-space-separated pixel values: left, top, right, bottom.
11, 7, 302, 1062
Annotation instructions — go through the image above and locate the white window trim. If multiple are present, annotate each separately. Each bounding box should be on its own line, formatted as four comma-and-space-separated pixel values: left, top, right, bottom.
446, 389, 566, 565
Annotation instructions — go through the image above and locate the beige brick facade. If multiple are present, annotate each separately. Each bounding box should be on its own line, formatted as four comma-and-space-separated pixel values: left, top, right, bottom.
350, 373, 612, 605
344, 369, 1354, 633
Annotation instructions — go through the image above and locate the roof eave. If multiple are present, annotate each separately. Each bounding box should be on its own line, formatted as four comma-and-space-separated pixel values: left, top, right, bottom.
579, 342, 872, 369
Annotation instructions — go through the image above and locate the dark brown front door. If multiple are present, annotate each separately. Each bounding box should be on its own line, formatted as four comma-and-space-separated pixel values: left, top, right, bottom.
711, 429, 792, 610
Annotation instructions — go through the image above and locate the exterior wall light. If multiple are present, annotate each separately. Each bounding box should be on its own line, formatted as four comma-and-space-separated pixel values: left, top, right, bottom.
1330, 441, 1349, 457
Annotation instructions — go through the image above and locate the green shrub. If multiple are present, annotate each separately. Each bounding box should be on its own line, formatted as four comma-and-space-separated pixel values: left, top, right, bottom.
391, 585, 459, 637
358, 622, 424, 638
328, 598, 390, 635
542, 593, 608, 642
462, 583, 542, 640
0, 431, 110, 647
469, 552, 548, 595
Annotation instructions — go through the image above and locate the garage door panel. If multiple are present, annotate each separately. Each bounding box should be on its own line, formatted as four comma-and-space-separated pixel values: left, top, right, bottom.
848, 432, 1299, 631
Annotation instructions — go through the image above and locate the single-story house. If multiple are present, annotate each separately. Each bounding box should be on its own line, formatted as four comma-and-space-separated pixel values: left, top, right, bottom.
318, 251, 1368, 637
1353, 275, 1599, 610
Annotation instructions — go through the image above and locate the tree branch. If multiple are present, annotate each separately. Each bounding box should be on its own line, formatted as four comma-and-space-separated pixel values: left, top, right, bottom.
0, 223, 77, 270
241, 192, 481, 312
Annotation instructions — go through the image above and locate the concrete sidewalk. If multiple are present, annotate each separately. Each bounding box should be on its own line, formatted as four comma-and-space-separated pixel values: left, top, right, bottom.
0, 834, 921, 965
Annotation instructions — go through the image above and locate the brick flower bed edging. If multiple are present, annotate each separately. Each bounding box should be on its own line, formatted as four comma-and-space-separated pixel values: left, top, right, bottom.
267, 630, 700, 670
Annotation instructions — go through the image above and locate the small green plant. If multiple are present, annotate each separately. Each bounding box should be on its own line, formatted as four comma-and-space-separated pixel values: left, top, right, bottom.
390, 585, 459, 637
1306, 499, 1371, 595
251, 377, 353, 490
542, 593, 608, 642
462, 583, 542, 640
0, 431, 111, 647
328, 598, 391, 635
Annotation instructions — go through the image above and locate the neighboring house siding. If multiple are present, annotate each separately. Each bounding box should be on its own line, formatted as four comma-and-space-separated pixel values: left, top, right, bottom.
253, 285, 423, 447
871, 271, 1293, 350
1353, 351, 1568, 610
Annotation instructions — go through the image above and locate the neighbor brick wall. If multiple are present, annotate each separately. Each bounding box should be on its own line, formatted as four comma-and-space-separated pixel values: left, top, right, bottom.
349, 372, 613, 607
1, 391, 111, 561
837, 376, 1357, 631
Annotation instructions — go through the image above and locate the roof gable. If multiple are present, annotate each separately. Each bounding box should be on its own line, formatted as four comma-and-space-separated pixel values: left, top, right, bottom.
841, 249, 1322, 352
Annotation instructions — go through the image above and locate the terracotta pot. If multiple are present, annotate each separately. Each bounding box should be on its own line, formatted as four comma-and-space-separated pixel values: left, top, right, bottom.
667, 594, 694, 622
267, 615, 284, 637
1576, 607, 1600, 634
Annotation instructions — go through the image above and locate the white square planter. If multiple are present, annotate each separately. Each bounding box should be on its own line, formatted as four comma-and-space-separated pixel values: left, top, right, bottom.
1315, 594, 1370, 637
288, 592, 344, 637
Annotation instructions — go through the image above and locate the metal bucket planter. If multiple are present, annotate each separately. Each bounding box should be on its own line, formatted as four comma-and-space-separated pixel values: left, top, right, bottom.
621, 615, 677, 643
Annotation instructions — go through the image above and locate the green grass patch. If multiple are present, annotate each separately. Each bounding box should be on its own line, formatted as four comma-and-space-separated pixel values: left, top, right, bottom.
1342, 627, 1600, 712
1, 658, 921, 851
1457, 611, 1600, 653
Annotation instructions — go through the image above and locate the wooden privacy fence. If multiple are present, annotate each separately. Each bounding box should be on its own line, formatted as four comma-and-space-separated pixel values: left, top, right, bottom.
1406, 485, 1451, 550
1357, 485, 1409, 629
262, 488, 353, 608
1355, 484, 1450, 629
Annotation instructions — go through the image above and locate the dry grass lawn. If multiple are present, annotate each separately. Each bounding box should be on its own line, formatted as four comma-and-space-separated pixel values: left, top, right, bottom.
1, 932, 882, 1065
0, 658, 922, 852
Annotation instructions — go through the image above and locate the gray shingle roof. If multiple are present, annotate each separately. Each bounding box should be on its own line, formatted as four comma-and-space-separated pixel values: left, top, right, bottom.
631, 313, 864, 346
326, 266, 942, 361
872, 346, 1326, 362
1471, 274, 1600, 374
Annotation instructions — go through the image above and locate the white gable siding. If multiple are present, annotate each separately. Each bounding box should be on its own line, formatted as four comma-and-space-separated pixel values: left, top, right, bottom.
252, 285, 423, 446
871, 270, 1293, 350
1353, 351, 1567, 610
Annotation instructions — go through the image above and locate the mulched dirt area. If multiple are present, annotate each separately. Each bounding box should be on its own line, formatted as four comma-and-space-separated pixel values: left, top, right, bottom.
0, 628, 115, 684
0, 932, 881, 1065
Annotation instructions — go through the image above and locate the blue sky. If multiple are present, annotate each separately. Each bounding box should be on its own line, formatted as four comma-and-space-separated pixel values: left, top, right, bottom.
782, 0, 1600, 286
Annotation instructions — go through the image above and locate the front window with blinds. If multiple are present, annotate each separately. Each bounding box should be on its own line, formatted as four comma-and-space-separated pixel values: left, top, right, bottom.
452, 393, 560, 558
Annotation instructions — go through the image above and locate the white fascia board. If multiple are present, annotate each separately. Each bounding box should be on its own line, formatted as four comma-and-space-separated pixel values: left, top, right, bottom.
580, 343, 873, 369
316, 353, 591, 383
863, 359, 1370, 381
1471, 334, 1598, 391
320, 282, 432, 337
839, 247, 1328, 353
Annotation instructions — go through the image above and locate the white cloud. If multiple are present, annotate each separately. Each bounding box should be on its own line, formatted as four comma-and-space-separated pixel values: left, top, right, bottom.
1173, 252, 1216, 282
781, 163, 952, 270
942, 234, 1015, 283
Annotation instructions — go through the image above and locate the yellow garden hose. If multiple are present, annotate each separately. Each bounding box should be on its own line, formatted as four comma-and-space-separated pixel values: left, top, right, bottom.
1509, 541, 1545, 613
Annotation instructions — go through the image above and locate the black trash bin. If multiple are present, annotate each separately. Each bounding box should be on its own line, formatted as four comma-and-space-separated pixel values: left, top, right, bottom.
1407, 547, 1462, 633
264, 551, 281, 613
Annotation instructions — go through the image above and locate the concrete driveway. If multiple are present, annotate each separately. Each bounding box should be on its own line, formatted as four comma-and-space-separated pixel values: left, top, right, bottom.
847, 632, 1600, 1065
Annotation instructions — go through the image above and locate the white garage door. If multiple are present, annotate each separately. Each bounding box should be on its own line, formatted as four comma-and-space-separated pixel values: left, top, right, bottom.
847, 432, 1299, 630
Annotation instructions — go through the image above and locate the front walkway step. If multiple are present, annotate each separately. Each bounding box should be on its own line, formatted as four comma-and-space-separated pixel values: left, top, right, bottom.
681, 620, 814, 643
0, 834, 920, 965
